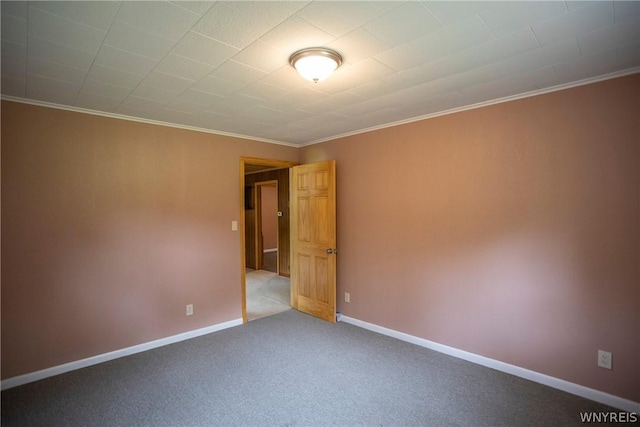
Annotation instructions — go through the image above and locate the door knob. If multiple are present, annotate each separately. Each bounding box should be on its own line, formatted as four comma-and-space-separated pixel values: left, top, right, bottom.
326, 248, 337, 255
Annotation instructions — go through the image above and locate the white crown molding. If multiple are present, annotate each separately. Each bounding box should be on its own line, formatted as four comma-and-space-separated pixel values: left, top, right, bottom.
301, 67, 640, 147
341, 315, 640, 414
0, 318, 243, 391
2, 67, 638, 149
0, 95, 299, 148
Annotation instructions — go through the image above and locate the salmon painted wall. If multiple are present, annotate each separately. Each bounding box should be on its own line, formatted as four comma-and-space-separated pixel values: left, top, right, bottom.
300, 74, 639, 402
1, 101, 298, 379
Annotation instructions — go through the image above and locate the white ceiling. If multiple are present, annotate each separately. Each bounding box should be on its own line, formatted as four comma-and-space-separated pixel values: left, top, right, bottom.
1, 1, 639, 146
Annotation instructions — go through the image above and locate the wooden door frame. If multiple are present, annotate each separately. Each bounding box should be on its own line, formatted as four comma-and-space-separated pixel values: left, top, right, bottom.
240, 157, 297, 323
254, 180, 278, 272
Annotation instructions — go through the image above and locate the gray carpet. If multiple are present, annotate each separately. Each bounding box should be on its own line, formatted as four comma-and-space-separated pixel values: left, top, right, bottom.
1, 310, 618, 427
246, 269, 290, 321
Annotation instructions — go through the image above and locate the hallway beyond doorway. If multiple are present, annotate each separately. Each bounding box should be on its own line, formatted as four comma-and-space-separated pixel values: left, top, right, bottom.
246, 269, 290, 321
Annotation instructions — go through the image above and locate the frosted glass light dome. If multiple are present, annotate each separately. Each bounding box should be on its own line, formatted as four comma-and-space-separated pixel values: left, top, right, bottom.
289, 48, 343, 83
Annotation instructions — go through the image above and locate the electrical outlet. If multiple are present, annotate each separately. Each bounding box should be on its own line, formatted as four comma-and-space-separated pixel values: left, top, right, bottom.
345, 292, 350, 303
186, 304, 194, 316
598, 350, 612, 369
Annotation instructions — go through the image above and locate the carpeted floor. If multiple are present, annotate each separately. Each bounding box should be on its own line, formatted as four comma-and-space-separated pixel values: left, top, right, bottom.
246, 269, 290, 321
1, 310, 618, 427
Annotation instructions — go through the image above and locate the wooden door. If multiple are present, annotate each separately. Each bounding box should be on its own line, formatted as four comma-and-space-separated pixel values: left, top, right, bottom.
290, 160, 337, 323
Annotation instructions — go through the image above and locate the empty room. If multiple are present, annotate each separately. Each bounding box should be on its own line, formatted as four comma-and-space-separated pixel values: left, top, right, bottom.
1, 1, 638, 425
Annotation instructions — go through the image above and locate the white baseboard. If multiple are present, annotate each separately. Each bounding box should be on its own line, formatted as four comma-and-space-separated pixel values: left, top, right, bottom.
341, 315, 640, 413
1, 318, 243, 391
263, 248, 277, 253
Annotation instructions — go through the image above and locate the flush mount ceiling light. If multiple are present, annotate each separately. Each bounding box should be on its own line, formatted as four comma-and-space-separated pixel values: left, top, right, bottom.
289, 47, 343, 83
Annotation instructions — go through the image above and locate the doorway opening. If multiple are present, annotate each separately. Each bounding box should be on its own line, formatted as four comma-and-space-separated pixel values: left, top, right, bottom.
240, 157, 297, 323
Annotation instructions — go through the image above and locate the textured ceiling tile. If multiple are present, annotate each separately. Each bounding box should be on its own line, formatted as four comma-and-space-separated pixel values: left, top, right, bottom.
480, 1, 567, 36
614, 0, 639, 22
2, 76, 26, 97
423, 15, 496, 60
554, 50, 618, 81
242, 105, 287, 123
116, 96, 165, 116
104, 21, 175, 60
429, 63, 506, 95
498, 38, 582, 77
259, 103, 311, 120
81, 79, 133, 99
421, 28, 539, 82
375, 15, 494, 72
240, 81, 290, 102
259, 65, 306, 90
277, 86, 328, 106
193, 1, 302, 50
86, 64, 144, 89
363, 2, 444, 46
351, 106, 407, 128
210, 61, 268, 86
294, 111, 350, 131
462, 67, 557, 102
156, 54, 215, 82
2, 60, 26, 81
28, 57, 87, 85
577, 18, 640, 55
3, 0, 639, 145
259, 16, 334, 55
1, 1, 28, 19
204, 100, 245, 118
395, 91, 462, 118
152, 107, 197, 124
382, 66, 430, 90
304, 91, 366, 115
28, 36, 95, 69
75, 91, 124, 111
169, 1, 215, 15
423, 1, 489, 25
340, 58, 395, 83
192, 74, 244, 96
94, 45, 158, 76
172, 32, 239, 67
27, 73, 82, 95
2, 40, 27, 68
165, 99, 210, 114
29, 1, 119, 31
130, 84, 180, 104
511, 65, 559, 90
115, 1, 201, 41
328, 27, 391, 64
349, 79, 394, 99
297, 1, 387, 38
232, 41, 288, 73
141, 71, 195, 93
27, 86, 77, 104
373, 41, 423, 71
28, 8, 107, 54
495, 27, 542, 58
533, 2, 614, 46
175, 88, 224, 106
2, 13, 27, 45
